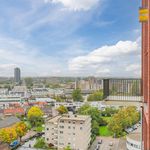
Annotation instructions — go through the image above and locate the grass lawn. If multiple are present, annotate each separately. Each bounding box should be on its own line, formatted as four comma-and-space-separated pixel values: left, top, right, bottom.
99, 126, 112, 136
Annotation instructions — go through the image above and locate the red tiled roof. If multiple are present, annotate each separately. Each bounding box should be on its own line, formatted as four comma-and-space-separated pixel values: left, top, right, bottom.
4, 108, 25, 115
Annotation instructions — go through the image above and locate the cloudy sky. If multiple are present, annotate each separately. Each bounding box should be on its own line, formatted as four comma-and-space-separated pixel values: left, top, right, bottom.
0, 0, 141, 77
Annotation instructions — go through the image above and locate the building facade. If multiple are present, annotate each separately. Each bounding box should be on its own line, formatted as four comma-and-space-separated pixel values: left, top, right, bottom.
126, 133, 141, 150
14, 67, 21, 84
45, 114, 91, 150
140, 0, 150, 149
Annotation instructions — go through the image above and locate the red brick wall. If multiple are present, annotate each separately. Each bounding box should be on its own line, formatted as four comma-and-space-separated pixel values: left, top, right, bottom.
142, 0, 150, 149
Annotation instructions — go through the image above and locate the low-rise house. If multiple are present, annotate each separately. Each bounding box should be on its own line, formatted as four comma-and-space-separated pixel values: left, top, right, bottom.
4, 108, 25, 116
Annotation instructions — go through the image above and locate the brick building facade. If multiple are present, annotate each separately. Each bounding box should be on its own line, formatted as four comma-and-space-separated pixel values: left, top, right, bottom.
141, 0, 150, 150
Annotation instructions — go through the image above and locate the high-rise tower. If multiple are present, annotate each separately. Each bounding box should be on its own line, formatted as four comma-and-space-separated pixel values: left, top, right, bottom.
14, 67, 21, 84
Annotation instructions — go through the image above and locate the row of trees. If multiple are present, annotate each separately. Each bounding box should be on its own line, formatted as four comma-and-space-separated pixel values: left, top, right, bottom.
0, 122, 27, 143
87, 90, 103, 101
108, 106, 140, 137
53, 88, 104, 102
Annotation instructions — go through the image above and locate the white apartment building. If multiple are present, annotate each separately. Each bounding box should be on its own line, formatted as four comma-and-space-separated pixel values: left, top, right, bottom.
45, 114, 91, 150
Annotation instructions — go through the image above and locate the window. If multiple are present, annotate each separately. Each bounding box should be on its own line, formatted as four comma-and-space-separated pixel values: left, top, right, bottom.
80, 127, 83, 130
73, 133, 75, 135
47, 128, 49, 130
60, 131, 63, 134
73, 127, 75, 129
47, 138, 49, 141
68, 126, 71, 129
68, 121, 71, 123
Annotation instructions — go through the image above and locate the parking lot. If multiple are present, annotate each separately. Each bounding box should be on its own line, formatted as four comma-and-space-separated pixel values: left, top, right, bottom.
90, 136, 120, 150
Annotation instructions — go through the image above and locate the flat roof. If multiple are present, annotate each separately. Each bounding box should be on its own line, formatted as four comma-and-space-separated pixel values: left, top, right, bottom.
47, 115, 90, 123
60, 115, 90, 121
47, 116, 61, 123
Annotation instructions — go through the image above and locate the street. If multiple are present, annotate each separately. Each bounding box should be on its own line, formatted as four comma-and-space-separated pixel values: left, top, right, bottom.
90, 136, 120, 150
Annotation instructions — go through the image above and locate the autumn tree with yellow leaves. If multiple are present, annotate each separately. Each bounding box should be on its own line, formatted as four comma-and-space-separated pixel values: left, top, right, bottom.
27, 106, 44, 127
0, 127, 17, 144
14, 122, 27, 141
0, 122, 27, 143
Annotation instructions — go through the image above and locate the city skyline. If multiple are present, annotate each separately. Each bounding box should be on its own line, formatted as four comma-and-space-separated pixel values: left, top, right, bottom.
0, 0, 141, 77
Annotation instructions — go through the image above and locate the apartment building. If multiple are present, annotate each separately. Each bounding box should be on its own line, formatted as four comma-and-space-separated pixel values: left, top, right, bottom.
45, 114, 91, 150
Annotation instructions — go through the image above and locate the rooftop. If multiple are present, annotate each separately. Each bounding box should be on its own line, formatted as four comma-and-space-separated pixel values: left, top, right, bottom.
47, 114, 90, 123
0, 116, 20, 128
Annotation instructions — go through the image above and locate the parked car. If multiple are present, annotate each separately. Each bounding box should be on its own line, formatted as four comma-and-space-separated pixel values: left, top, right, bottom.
10, 140, 20, 149
98, 139, 102, 144
109, 142, 113, 146
95, 144, 100, 150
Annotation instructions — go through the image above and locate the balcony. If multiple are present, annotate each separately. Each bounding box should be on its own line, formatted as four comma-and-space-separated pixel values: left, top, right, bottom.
103, 78, 142, 102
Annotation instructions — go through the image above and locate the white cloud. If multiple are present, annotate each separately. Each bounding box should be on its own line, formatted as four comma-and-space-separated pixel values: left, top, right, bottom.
0, 36, 65, 77
45, 0, 100, 11
69, 39, 141, 77
126, 64, 141, 76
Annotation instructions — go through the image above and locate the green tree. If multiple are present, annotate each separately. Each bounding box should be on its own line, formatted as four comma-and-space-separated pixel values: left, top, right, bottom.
101, 107, 118, 117
24, 77, 33, 89
27, 106, 44, 127
108, 106, 140, 137
64, 146, 72, 150
57, 105, 68, 114
78, 104, 105, 140
87, 91, 103, 101
72, 88, 83, 102
34, 138, 48, 149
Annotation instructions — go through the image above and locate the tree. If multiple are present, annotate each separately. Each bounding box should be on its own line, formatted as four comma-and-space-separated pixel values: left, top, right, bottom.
14, 122, 27, 141
34, 138, 48, 149
64, 146, 72, 150
108, 106, 140, 137
101, 107, 118, 117
27, 106, 44, 127
57, 105, 68, 114
0, 128, 17, 144
24, 77, 33, 89
78, 104, 105, 140
92, 120, 99, 136
72, 88, 83, 102
87, 91, 103, 101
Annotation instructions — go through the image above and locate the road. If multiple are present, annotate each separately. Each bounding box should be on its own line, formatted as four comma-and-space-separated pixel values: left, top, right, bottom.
90, 136, 120, 150
17, 138, 37, 150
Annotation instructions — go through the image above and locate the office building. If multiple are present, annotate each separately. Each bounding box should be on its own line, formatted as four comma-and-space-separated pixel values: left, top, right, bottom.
14, 68, 21, 84
45, 114, 91, 150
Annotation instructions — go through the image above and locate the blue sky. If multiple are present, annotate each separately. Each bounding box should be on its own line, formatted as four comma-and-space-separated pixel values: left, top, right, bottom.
0, 0, 141, 77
